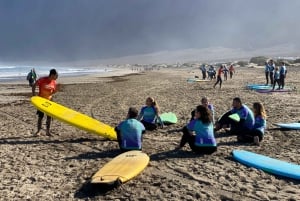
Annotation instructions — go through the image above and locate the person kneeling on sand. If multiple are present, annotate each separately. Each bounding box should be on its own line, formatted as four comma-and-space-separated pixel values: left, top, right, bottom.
215, 97, 255, 135
137, 97, 164, 131
115, 107, 146, 152
236, 102, 267, 146
176, 105, 217, 154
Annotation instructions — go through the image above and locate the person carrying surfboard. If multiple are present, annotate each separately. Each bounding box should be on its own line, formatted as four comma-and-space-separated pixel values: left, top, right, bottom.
137, 97, 164, 131
176, 105, 217, 154
236, 102, 267, 145
115, 107, 145, 152
32, 69, 60, 136
215, 97, 255, 136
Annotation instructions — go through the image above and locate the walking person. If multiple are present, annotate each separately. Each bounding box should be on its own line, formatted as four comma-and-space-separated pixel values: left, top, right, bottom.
32, 69, 61, 136
213, 65, 224, 89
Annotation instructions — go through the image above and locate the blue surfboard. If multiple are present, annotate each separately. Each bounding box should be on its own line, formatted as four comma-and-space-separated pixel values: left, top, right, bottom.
232, 150, 300, 180
273, 123, 300, 130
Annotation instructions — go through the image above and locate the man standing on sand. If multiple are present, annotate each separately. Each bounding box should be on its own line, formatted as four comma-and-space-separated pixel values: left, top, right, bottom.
32, 69, 60, 136
279, 61, 287, 89
268, 60, 275, 85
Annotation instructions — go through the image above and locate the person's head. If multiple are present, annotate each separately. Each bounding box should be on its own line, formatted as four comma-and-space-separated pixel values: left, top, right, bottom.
281, 61, 285, 65
201, 97, 209, 107
49, 69, 58, 80
127, 107, 139, 119
146, 97, 156, 107
275, 66, 279, 71
269, 59, 273, 64
253, 102, 267, 119
194, 105, 212, 124
232, 97, 242, 109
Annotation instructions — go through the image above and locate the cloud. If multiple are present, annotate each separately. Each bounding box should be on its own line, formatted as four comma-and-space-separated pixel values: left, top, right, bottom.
0, 0, 299, 63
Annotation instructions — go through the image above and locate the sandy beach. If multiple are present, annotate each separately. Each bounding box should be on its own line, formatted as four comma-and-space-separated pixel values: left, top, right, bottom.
0, 65, 299, 201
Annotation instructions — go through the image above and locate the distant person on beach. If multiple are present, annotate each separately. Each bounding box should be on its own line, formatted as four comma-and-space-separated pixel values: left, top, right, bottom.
279, 62, 287, 89
32, 69, 61, 136
223, 65, 229, 81
26, 68, 38, 87
215, 97, 255, 135
237, 102, 267, 146
213, 65, 224, 89
115, 107, 145, 151
229, 64, 235, 79
138, 97, 164, 130
272, 67, 280, 90
268, 60, 275, 85
200, 64, 207, 80
190, 97, 215, 123
208, 65, 216, 80
264, 61, 270, 85
176, 105, 217, 154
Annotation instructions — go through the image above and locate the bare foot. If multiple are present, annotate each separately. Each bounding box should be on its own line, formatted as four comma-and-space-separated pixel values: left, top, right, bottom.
34, 130, 42, 137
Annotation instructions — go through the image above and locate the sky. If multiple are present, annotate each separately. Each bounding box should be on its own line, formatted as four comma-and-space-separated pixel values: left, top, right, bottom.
0, 0, 300, 63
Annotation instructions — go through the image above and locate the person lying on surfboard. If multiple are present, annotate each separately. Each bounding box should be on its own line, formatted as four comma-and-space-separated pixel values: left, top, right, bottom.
115, 107, 145, 152
137, 97, 164, 131
190, 96, 215, 123
32, 69, 61, 136
236, 102, 267, 146
215, 97, 255, 136
176, 105, 217, 154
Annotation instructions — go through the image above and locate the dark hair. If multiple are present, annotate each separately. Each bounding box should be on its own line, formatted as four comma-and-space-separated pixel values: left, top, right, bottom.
233, 97, 242, 104
49, 69, 58, 76
195, 105, 212, 124
128, 107, 139, 118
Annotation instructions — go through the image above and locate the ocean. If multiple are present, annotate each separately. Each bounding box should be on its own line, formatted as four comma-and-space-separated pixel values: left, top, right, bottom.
0, 65, 112, 82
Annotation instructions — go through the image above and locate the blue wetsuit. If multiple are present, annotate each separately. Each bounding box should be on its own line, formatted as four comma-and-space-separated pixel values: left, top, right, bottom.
116, 118, 145, 151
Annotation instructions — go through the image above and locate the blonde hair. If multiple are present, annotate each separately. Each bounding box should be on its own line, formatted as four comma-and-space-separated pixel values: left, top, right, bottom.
253, 102, 267, 119
146, 97, 160, 113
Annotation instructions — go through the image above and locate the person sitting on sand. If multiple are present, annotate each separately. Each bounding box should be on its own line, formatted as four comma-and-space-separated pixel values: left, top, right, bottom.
237, 102, 267, 145
213, 65, 224, 89
115, 107, 146, 152
190, 96, 215, 123
138, 97, 164, 130
177, 105, 217, 154
215, 97, 255, 135
32, 69, 61, 136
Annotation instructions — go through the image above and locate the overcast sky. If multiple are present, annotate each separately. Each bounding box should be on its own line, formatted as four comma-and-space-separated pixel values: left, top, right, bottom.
0, 0, 299, 63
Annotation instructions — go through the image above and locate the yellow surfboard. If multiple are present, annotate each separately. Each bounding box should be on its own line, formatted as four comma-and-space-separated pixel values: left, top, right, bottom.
31, 96, 117, 140
91, 150, 149, 184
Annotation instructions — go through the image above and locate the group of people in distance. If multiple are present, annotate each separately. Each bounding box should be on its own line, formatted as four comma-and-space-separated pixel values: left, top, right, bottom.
213, 64, 235, 89
264, 59, 287, 90
32, 69, 267, 156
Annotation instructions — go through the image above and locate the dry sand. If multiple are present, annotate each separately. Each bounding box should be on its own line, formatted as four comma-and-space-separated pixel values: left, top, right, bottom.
0, 65, 299, 201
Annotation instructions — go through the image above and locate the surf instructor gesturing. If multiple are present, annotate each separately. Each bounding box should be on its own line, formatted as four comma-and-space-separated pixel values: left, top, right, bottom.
32, 69, 60, 136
